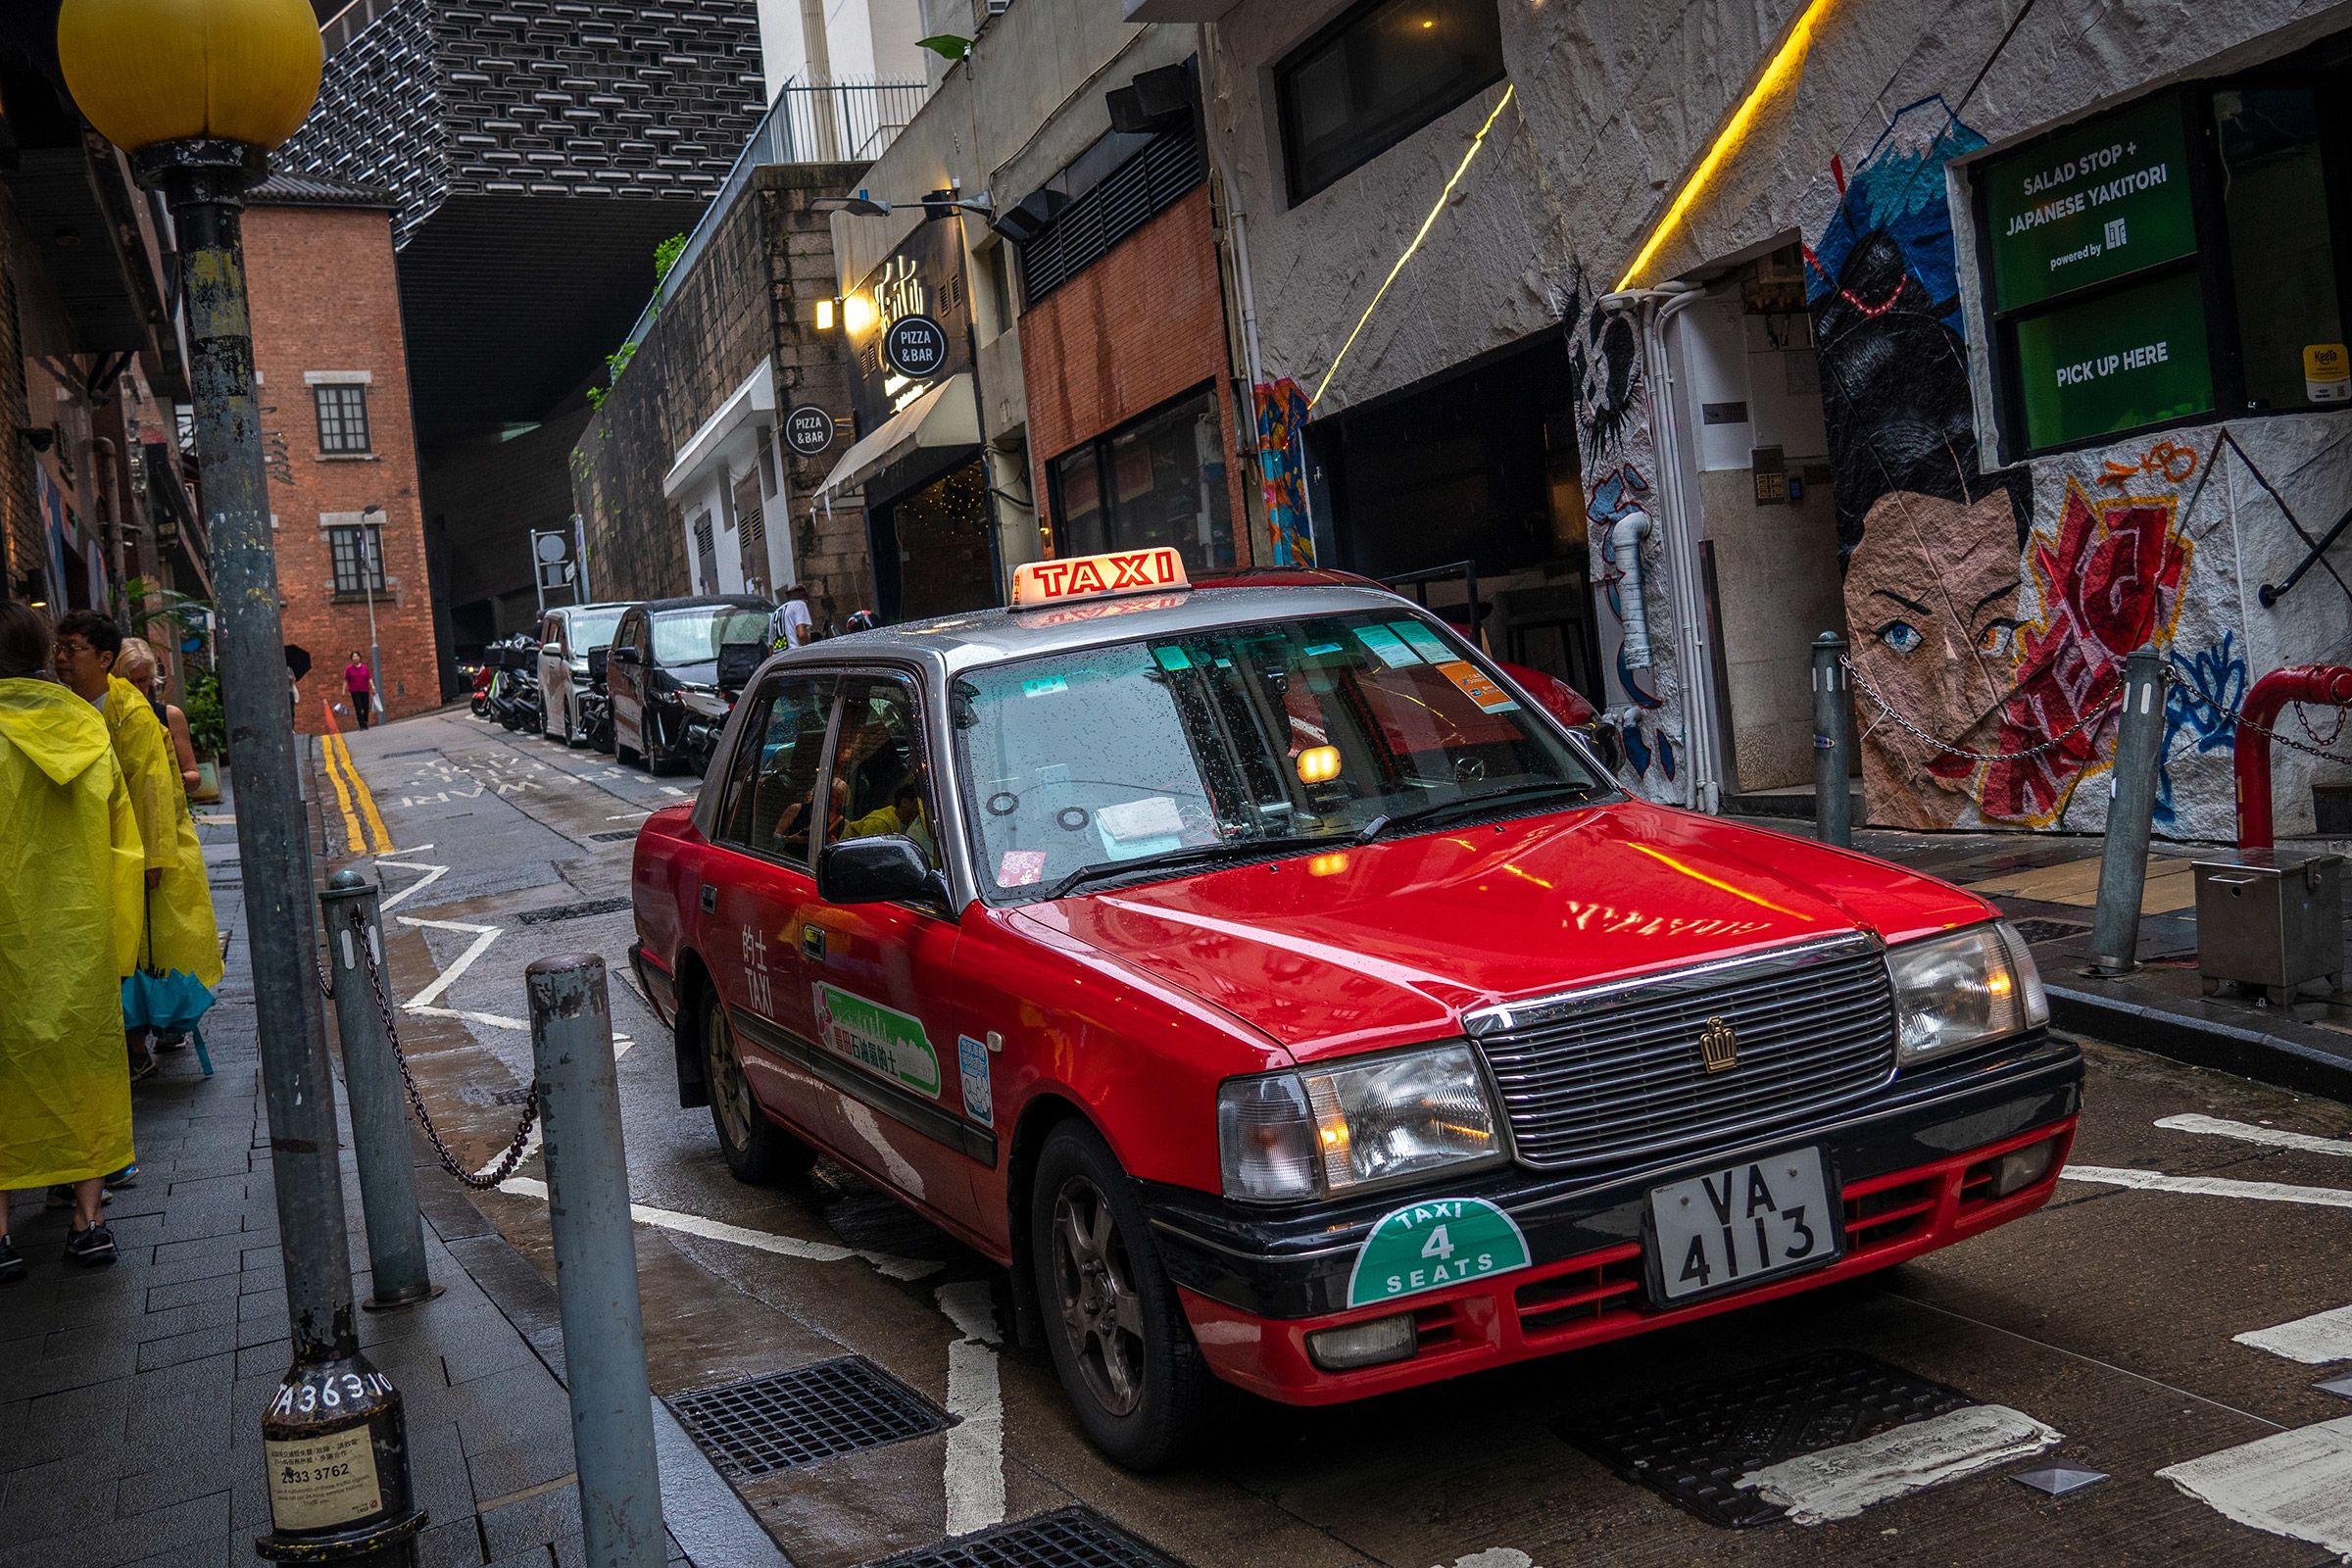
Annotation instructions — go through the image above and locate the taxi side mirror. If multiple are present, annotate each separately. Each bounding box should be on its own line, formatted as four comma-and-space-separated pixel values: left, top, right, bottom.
817, 836, 936, 906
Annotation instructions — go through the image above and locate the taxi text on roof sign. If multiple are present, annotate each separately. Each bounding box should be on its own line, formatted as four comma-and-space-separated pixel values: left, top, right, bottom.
1010, 547, 1188, 609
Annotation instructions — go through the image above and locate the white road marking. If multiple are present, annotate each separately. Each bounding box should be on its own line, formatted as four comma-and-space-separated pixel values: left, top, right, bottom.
1738, 1405, 2062, 1525
2159, 1415, 2352, 1560
2236, 1305, 2352, 1365
660, 786, 689, 797
376, 858, 449, 912
2060, 1165, 2352, 1210
606, 809, 656, 821
493, 1177, 937, 1280
936, 1280, 1004, 1537
2156, 1114, 2352, 1158
396, 915, 502, 1009
1439, 1553, 1534, 1568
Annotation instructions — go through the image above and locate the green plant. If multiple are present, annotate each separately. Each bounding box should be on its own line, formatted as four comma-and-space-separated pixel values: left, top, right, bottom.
653, 231, 688, 282
119, 575, 211, 645
182, 665, 225, 761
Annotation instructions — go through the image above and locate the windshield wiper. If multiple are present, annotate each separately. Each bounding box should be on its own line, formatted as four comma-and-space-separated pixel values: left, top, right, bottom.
1355, 780, 1604, 845
1040, 834, 1334, 901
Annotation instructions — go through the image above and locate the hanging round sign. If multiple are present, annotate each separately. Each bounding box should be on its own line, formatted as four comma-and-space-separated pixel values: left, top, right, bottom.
882, 314, 950, 380
783, 404, 837, 457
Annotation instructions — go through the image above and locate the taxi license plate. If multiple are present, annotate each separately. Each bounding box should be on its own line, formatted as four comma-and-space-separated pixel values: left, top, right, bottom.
1648, 1148, 1837, 1303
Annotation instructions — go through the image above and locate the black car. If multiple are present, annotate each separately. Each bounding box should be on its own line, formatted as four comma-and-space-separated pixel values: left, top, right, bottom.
607, 595, 773, 774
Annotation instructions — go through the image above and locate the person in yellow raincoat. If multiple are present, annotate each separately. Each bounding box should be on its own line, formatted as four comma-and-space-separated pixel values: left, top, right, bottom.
0, 602, 144, 1274
52, 612, 223, 1076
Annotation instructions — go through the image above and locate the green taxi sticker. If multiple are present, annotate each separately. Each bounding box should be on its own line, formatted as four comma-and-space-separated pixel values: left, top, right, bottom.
811, 982, 940, 1097
1346, 1197, 1531, 1308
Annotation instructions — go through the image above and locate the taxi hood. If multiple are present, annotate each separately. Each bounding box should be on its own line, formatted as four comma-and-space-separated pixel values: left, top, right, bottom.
1013, 802, 1992, 1062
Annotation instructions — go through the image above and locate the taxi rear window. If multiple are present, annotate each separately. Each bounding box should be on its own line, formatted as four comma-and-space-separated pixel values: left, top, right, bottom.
953, 610, 1605, 898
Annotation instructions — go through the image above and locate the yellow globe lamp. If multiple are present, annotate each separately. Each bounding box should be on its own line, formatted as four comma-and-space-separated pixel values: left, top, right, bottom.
57, 0, 324, 155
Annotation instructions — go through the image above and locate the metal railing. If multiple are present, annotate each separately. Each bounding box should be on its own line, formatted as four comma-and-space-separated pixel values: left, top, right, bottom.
613, 78, 931, 354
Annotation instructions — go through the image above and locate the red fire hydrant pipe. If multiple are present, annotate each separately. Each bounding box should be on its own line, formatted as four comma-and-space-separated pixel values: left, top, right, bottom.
2235, 663, 2352, 849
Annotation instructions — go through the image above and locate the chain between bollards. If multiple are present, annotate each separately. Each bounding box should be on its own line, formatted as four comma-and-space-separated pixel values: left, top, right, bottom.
527, 955, 665, 1568
2088, 649, 2171, 975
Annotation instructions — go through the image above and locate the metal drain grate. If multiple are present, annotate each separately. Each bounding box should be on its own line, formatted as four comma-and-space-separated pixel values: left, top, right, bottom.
514, 895, 633, 924
1558, 1349, 1974, 1528
2009, 917, 2089, 946
667, 1356, 952, 1478
868, 1507, 1184, 1568
588, 829, 638, 843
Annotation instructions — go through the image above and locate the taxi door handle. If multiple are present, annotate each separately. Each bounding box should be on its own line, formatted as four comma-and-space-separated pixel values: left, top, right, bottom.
802, 926, 826, 961
699, 883, 715, 914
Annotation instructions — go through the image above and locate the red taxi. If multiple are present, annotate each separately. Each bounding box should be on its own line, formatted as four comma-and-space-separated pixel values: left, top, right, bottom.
628, 547, 2081, 1469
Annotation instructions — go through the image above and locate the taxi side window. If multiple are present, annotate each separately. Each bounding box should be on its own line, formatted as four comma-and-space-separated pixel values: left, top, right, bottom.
716, 673, 834, 863
829, 678, 936, 870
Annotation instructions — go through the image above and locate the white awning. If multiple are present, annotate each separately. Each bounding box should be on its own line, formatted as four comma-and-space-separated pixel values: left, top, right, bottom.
813, 374, 980, 502
662, 360, 775, 500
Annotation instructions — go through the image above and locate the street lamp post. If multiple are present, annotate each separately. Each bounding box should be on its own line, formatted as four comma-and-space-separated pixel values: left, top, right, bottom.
59, 3, 424, 1560
361, 505, 385, 720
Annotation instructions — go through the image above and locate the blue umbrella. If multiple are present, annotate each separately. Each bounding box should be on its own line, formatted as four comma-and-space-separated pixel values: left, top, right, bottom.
122, 895, 216, 1075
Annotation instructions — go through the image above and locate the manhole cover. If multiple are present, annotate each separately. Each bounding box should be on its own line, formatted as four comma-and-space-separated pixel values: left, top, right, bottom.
2009, 917, 2089, 946
588, 829, 637, 843
514, 895, 632, 924
1558, 1349, 1974, 1528
867, 1507, 1183, 1568
667, 1356, 951, 1478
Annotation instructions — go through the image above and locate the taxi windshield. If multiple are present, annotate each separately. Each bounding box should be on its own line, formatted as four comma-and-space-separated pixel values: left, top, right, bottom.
954, 610, 1610, 898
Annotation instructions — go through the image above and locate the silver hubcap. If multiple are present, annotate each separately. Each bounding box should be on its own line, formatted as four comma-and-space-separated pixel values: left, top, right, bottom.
1051, 1176, 1146, 1417
707, 1007, 752, 1152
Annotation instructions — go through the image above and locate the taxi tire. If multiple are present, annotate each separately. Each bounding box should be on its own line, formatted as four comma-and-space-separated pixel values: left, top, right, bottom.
1030, 1122, 1211, 1471
705, 1003, 817, 1186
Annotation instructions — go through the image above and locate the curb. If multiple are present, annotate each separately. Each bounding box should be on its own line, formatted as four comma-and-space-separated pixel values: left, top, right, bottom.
2049, 982, 2352, 1104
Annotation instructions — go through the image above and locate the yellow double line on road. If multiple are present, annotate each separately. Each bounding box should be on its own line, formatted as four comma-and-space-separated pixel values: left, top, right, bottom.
318, 721, 393, 857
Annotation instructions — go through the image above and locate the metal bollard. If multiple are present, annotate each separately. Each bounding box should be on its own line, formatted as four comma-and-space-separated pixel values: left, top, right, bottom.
2088, 649, 2170, 974
526, 956, 664, 1568
322, 870, 437, 1308
1811, 632, 1854, 849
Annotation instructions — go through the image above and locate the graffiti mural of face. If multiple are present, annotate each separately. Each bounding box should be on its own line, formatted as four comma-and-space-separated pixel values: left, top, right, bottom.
1843, 489, 2025, 817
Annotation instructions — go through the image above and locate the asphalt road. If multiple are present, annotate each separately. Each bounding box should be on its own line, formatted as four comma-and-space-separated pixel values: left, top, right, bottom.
328, 707, 2352, 1568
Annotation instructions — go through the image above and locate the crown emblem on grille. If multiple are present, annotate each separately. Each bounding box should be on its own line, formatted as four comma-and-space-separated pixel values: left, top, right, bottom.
1698, 1016, 1740, 1074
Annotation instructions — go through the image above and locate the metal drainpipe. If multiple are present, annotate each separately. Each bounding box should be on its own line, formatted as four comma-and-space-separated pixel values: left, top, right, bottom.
92, 433, 126, 607
1635, 283, 1722, 812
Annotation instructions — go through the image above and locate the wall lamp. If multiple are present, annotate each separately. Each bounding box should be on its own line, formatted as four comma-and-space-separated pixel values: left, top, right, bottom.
811, 185, 995, 221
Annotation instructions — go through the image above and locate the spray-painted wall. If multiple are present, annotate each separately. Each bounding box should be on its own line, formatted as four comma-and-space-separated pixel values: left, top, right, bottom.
1205, 0, 2352, 836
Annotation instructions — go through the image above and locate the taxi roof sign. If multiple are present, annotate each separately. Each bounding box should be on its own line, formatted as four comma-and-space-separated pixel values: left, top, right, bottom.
1010, 547, 1188, 610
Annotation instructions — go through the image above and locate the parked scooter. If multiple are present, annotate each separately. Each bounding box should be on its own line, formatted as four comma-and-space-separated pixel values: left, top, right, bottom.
486, 637, 543, 732
580, 646, 614, 754
467, 662, 495, 717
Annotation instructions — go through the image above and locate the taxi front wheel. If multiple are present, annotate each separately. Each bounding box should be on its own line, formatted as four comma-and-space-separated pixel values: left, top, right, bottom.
705, 1002, 816, 1185
1030, 1122, 1211, 1470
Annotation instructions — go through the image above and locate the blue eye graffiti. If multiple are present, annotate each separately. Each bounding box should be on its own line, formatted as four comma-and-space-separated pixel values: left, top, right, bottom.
1876, 620, 1923, 656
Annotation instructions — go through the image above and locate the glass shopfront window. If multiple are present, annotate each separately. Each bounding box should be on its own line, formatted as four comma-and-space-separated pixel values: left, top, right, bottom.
1046, 386, 1235, 572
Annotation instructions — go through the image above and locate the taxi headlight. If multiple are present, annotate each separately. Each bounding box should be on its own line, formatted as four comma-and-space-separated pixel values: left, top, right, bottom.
1887, 921, 2048, 1066
1217, 1045, 1502, 1202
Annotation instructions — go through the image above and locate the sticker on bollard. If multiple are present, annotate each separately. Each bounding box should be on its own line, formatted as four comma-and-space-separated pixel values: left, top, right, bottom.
265, 1427, 382, 1530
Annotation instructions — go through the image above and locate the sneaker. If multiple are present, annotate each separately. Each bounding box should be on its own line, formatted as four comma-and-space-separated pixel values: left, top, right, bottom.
103, 1164, 138, 1191
0, 1237, 24, 1284
63, 1224, 116, 1268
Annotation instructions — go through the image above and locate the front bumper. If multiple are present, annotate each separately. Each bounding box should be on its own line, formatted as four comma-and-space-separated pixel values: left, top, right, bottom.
1144, 1031, 2082, 1404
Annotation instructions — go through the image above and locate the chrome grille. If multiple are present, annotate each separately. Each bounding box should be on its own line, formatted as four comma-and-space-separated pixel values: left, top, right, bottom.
1469, 935, 1896, 1170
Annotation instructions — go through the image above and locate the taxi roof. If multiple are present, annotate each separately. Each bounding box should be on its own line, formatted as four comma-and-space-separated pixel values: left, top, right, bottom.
762, 584, 1426, 680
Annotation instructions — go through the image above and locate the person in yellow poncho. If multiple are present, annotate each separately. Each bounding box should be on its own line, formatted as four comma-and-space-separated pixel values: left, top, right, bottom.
0, 602, 144, 1275
52, 612, 224, 1077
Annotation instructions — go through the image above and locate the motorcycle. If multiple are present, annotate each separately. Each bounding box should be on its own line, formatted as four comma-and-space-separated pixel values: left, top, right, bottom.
581, 646, 614, 754
467, 662, 495, 717
486, 637, 543, 732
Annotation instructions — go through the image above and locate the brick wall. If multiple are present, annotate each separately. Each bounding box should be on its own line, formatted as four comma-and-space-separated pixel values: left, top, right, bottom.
1018, 186, 1250, 563
243, 200, 444, 734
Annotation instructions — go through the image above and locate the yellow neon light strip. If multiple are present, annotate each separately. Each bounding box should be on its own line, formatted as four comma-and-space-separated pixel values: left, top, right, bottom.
1614, 0, 1835, 291
1626, 842, 1811, 919
1310, 84, 1516, 410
